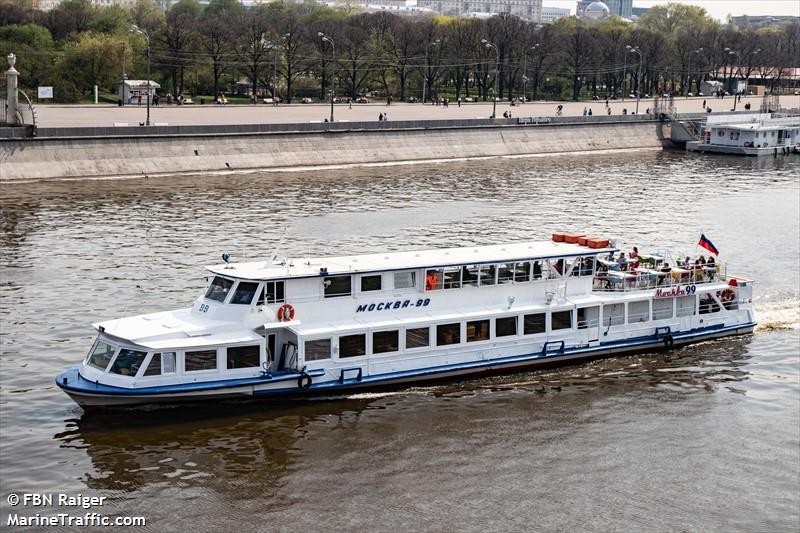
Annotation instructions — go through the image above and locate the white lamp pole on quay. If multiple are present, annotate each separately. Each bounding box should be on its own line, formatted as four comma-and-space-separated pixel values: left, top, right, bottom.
130, 24, 151, 126
318, 32, 336, 122
481, 39, 499, 118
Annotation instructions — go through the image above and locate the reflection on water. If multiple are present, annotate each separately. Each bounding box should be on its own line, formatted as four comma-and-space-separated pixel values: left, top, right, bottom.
1, 151, 798, 531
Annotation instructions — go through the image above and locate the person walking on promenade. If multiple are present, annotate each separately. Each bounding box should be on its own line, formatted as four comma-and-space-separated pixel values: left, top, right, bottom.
588, 108, 593, 116
457, 97, 461, 107
379, 112, 383, 121
583, 107, 587, 116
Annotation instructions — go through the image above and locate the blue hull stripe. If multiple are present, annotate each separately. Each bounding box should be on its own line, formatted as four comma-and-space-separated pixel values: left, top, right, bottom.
56, 321, 755, 399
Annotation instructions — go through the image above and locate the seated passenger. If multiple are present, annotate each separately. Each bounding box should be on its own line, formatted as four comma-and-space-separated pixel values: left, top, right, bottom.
618, 252, 628, 271
425, 271, 438, 291
682, 256, 691, 268
693, 259, 704, 281
630, 246, 639, 259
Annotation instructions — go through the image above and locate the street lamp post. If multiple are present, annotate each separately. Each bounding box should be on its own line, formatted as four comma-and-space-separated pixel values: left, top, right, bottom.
318, 32, 335, 122
422, 39, 439, 104
131, 25, 150, 126
521, 43, 539, 103
627, 45, 642, 114
725, 47, 741, 111
481, 39, 499, 118
686, 47, 703, 99
622, 45, 629, 101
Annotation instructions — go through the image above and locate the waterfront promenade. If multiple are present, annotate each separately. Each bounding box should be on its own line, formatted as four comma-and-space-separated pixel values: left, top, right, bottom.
31, 95, 796, 127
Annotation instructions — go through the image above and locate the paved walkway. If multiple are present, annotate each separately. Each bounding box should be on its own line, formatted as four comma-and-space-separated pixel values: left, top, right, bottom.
32, 95, 797, 128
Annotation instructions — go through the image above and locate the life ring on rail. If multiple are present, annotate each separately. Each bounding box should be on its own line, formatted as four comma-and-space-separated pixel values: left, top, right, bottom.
663, 334, 674, 349
277, 303, 295, 322
718, 288, 736, 304
298, 372, 312, 389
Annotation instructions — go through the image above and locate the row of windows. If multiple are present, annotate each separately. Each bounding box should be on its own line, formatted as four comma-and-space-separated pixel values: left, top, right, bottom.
86, 341, 262, 377
304, 310, 575, 361
205, 276, 285, 306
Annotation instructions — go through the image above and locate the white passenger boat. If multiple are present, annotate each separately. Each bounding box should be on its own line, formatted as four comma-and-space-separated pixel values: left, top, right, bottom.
687, 113, 800, 156
56, 234, 756, 408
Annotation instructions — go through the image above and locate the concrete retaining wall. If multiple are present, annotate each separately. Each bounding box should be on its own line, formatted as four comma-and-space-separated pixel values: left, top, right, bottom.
0, 120, 666, 181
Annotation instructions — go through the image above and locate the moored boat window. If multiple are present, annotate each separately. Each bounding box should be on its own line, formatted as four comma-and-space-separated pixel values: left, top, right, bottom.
628, 301, 650, 323
305, 339, 331, 361
467, 320, 490, 342
547, 259, 564, 279
579, 256, 596, 276
699, 293, 722, 314
577, 306, 600, 329
406, 327, 430, 349
532, 260, 544, 280
373, 330, 399, 354
361, 275, 382, 292
523, 313, 546, 335
339, 334, 366, 358
226, 345, 261, 369
86, 340, 117, 371
498, 263, 515, 284
185, 349, 218, 371
513, 261, 531, 283
230, 281, 260, 305
603, 303, 625, 326
394, 271, 416, 289
652, 299, 674, 320
206, 276, 234, 302
496, 316, 518, 337
324, 275, 352, 298
110, 349, 147, 376
551, 310, 573, 330
436, 323, 461, 346
676, 295, 696, 317
143, 352, 176, 376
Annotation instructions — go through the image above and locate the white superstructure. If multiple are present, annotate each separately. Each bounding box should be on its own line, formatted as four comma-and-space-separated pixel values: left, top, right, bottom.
688, 113, 800, 156
57, 235, 756, 408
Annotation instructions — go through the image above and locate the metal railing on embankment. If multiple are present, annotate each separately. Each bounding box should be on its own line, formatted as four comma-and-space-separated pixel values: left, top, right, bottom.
0, 113, 660, 141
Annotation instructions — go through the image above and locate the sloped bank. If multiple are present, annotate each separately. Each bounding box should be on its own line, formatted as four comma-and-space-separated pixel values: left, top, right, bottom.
0, 117, 666, 182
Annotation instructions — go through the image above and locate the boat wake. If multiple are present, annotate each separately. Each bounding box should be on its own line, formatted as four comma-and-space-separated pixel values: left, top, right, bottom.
755, 300, 800, 331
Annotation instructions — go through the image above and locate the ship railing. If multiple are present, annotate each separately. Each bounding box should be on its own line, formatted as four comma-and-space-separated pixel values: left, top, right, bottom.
592, 261, 728, 293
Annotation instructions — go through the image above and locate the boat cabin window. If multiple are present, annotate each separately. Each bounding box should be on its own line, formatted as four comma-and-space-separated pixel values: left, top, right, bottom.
324, 275, 352, 298
258, 280, 285, 305
676, 295, 696, 317
86, 340, 117, 371
547, 259, 564, 279
110, 349, 147, 376
394, 271, 416, 289
425, 269, 443, 291
498, 263, 515, 284
361, 275, 382, 292
230, 281, 260, 305
227, 345, 261, 369
185, 349, 218, 371
373, 330, 399, 354
604, 303, 625, 326
496, 316, 518, 337
339, 334, 366, 358
551, 310, 573, 330
305, 339, 331, 361
462, 265, 479, 287
577, 306, 600, 329
143, 352, 176, 376
652, 299, 674, 320
406, 327, 430, 349
523, 313, 546, 335
514, 262, 531, 283
467, 320, 490, 342
436, 323, 461, 346
479, 265, 496, 286
532, 260, 544, 280
628, 301, 650, 323
206, 276, 234, 303
699, 293, 722, 314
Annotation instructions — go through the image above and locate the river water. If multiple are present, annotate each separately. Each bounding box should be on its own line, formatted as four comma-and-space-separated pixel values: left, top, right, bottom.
1, 150, 798, 532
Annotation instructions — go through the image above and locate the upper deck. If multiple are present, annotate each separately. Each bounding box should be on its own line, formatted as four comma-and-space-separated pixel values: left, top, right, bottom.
205, 240, 618, 281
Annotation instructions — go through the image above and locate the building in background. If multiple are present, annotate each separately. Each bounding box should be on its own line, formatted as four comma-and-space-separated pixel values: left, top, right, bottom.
729, 15, 800, 28
540, 5, 571, 23
420, 0, 542, 21
630, 5, 649, 18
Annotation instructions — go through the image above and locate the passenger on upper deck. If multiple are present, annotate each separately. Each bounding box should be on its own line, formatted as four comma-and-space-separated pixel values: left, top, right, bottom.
618, 252, 628, 271
630, 246, 639, 259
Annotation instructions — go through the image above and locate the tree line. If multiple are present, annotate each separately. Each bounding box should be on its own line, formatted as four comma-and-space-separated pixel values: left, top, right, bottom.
1, 0, 798, 104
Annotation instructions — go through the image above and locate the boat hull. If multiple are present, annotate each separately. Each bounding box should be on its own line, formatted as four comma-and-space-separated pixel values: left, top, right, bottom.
57, 322, 756, 409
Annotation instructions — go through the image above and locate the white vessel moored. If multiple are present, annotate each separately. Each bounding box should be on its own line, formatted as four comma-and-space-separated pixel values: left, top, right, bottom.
56, 233, 756, 408
687, 113, 800, 156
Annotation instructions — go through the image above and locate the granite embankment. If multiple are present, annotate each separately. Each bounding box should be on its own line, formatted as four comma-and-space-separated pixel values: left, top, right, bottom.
0, 115, 667, 181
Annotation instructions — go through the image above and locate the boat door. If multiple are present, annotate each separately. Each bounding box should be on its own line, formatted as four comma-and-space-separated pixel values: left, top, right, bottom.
266, 333, 276, 370
577, 306, 600, 345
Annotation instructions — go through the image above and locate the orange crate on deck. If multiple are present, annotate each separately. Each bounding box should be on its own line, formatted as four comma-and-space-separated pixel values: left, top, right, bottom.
578, 235, 595, 246
552, 233, 566, 242
587, 238, 609, 249
564, 233, 585, 244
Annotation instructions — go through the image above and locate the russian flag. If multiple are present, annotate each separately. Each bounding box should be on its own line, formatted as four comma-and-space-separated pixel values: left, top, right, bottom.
698, 234, 719, 256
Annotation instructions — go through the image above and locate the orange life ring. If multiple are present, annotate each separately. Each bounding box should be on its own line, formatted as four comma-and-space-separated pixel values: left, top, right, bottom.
277, 304, 295, 322
718, 288, 735, 304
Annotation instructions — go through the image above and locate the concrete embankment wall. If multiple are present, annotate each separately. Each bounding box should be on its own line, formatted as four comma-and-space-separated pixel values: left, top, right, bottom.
0, 117, 666, 181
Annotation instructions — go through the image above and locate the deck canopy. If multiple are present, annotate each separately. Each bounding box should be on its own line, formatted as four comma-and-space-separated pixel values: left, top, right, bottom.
206, 240, 617, 281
